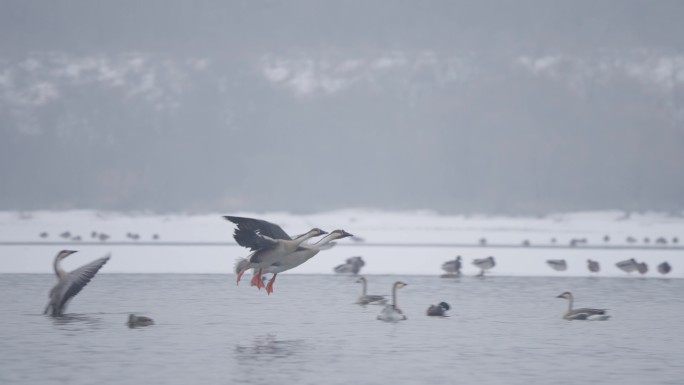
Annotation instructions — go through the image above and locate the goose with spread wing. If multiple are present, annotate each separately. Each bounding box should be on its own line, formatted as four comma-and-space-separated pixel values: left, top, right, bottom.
234, 229, 353, 294
224, 216, 327, 289
44, 250, 110, 317
556, 292, 610, 321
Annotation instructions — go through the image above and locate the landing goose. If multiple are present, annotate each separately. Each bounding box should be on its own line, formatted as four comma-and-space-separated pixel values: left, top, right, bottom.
234, 229, 353, 294
556, 292, 610, 321
128, 314, 154, 328
44, 250, 110, 317
472, 256, 496, 277
658, 262, 671, 275
587, 259, 600, 273
546, 259, 567, 271
615, 258, 639, 273
426, 302, 450, 317
355, 276, 387, 305
377, 281, 408, 322
224, 216, 326, 289
441, 256, 461, 277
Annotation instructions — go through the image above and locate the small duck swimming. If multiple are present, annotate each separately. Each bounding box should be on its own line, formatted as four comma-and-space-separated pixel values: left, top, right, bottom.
426, 302, 450, 317
128, 314, 154, 328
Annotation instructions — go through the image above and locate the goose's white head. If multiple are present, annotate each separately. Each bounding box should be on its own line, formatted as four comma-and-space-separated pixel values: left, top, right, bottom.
330, 229, 353, 240
57, 250, 78, 261
394, 281, 408, 289
556, 291, 573, 300
308, 228, 328, 237
356, 276, 367, 284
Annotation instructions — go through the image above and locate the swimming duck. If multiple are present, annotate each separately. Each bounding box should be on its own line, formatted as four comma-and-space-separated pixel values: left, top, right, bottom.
128, 314, 154, 328
426, 302, 450, 317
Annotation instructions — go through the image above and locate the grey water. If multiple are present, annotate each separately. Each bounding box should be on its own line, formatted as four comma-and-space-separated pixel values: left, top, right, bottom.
1, 273, 682, 385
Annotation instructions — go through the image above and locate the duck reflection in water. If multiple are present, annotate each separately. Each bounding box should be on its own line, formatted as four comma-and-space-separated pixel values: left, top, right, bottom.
235, 334, 306, 362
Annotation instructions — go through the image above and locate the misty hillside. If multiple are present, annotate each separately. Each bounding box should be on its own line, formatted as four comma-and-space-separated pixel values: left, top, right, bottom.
1, 1, 683, 214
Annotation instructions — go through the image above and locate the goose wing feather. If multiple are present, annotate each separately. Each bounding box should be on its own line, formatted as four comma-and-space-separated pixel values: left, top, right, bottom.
224, 216, 291, 240
55, 256, 110, 313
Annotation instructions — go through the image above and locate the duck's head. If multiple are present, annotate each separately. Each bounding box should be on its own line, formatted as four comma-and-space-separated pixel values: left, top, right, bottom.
356, 276, 366, 284
438, 301, 450, 311
556, 291, 572, 300
395, 281, 408, 289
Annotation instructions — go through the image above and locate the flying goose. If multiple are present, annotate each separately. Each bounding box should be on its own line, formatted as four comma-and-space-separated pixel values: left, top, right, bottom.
556, 292, 610, 321
234, 229, 353, 294
128, 314, 154, 328
441, 256, 462, 277
587, 259, 600, 273
44, 250, 110, 317
472, 256, 496, 277
546, 259, 567, 271
426, 302, 450, 317
377, 281, 408, 322
615, 258, 639, 273
355, 276, 387, 305
657, 262, 671, 275
224, 216, 327, 289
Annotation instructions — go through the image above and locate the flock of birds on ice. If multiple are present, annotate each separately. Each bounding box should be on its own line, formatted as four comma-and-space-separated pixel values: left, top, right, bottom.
42, 216, 676, 325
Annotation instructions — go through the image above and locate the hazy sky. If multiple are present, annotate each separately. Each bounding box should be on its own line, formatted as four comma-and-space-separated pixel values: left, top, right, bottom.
1, 1, 683, 214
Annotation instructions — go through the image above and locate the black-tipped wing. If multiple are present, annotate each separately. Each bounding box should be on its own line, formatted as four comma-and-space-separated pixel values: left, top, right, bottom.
224, 216, 292, 240
233, 227, 278, 251
56, 256, 110, 311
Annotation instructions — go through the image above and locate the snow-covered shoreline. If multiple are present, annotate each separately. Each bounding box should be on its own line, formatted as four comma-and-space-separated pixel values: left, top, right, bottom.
1, 209, 681, 277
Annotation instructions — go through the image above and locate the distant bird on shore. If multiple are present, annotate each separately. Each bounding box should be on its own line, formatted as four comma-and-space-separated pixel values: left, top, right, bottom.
658, 262, 671, 275
44, 250, 110, 317
556, 292, 610, 321
587, 259, 600, 273
637, 262, 648, 274
441, 256, 462, 277
473, 256, 496, 277
546, 259, 567, 271
60, 231, 71, 239
39, 232, 49, 238
334, 256, 365, 275
616, 258, 639, 273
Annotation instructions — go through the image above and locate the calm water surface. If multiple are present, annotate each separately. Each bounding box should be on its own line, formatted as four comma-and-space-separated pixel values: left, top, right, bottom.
1, 273, 682, 385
